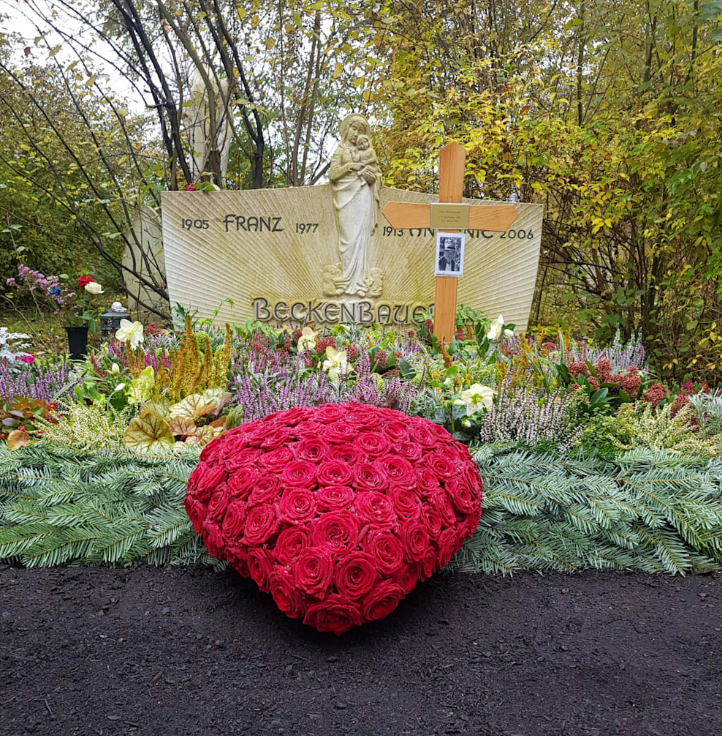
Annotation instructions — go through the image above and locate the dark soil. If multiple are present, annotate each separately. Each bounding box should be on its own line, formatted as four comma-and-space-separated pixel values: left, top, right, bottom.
1, 567, 720, 736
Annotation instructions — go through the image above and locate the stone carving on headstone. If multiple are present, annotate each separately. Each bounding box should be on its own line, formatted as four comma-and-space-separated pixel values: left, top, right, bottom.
325, 114, 383, 298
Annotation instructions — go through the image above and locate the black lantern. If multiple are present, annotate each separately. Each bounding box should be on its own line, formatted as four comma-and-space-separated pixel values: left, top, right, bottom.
100, 302, 130, 343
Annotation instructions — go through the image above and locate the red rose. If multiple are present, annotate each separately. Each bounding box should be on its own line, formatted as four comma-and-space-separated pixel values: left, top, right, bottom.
274, 526, 311, 566
394, 441, 423, 461
225, 447, 264, 473
225, 545, 249, 576
316, 485, 355, 512
222, 500, 247, 541
293, 547, 334, 597
401, 521, 429, 561
360, 580, 404, 622
207, 489, 230, 523
202, 522, 224, 559
315, 404, 347, 423
384, 421, 410, 442
188, 463, 227, 502
281, 460, 317, 488
243, 504, 279, 545
248, 548, 275, 592
432, 491, 457, 526
415, 466, 440, 496
419, 547, 438, 580
292, 436, 330, 463
426, 422, 453, 441
326, 444, 363, 465
259, 446, 294, 473
378, 455, 415, 487
312, 510, 359, 558
201, 437, 224, 463
317, 459, 354, 486
269, 569, 304, 619
77, 275, 93, 288
422, 507, 442, 540
409, 423, 437, 448
227, 469, 260, 500
324, 422, 359, 444
436, 527, 461, 568
294, 420, 327, 437
445, 479, 478, 515
355, 432, 389, 457
184, 497, 206, 529
221, 437, 247, 465
346, 409, 380, 429
364, 529, 404, 575
303, 595, 361, 636
354, 462, 388, 492
261, 427, 293, 450
246, 422, 279, 447
278, 407, 312, 426
279, 488, 317, 524
389, 486, 422, 521
424, 452, 456, 481
247, 475, 281, 506
392, 564, 418, 595
354, 492, 396, 526
334, 552, 378, 600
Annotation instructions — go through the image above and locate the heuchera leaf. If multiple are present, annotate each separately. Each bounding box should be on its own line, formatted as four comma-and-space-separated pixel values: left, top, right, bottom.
123, 410, 175, 452
169, 394, 216, 421
200, 388, 232, 416
167, 416, 198, 439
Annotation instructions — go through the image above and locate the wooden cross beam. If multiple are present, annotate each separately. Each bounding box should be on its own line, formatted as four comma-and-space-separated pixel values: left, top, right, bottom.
381, 142, 518, 343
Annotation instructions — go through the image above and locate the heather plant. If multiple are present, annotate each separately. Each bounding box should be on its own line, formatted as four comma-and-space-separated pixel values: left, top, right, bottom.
585, 402, 695, 455
569, 329, 648, 372
39, 401, 134, 453
0, 356, 78, 402
477, 372, 584, 452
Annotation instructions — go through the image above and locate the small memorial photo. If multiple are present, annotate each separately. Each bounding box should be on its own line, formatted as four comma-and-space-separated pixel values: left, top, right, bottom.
435, 232, 465, 277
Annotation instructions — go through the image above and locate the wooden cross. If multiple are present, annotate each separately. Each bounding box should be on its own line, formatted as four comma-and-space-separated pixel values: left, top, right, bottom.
381, 142, 518, 343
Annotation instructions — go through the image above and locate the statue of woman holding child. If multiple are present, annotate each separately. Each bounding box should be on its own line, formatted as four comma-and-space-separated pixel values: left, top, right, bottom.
324, 114, 382, 298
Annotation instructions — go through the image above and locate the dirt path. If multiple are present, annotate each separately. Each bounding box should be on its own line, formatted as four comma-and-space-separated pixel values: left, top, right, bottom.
1, 566, 720, 736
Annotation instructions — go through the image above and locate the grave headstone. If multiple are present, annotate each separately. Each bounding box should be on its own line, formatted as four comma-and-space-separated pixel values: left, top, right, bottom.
161, 114, 543, 332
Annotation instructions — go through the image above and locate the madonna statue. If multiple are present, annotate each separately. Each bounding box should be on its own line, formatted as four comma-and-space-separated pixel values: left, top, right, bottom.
324, 114, 382, 298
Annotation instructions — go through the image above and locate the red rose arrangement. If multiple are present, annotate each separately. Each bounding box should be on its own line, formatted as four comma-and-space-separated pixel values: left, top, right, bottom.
185, 403, 482, 635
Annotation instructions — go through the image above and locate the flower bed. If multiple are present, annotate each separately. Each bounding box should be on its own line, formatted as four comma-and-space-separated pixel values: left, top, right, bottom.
2, 295, 722, 629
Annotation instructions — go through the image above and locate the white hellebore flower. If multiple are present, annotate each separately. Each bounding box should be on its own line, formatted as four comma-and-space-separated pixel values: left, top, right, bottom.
297, 326, 318, 352
504, 328, 514, 338
84, 281, 104, 295
115, 319, 145, 349
111, 363, 120, 374
454, 383, 495, 416
322, 346, 350, 382
485, 315, 505, 341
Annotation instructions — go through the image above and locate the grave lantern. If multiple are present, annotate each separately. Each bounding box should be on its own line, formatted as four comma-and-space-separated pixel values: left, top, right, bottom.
100, 302, 130, 343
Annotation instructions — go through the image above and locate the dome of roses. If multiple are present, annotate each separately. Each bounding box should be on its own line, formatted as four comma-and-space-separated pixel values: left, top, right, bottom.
185, 403, 482, 634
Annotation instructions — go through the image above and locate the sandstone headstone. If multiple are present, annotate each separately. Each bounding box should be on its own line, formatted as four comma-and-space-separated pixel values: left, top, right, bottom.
161, 114, 543, 329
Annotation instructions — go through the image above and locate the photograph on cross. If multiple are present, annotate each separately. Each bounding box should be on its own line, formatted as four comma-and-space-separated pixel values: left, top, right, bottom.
435, 232, 465, 277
